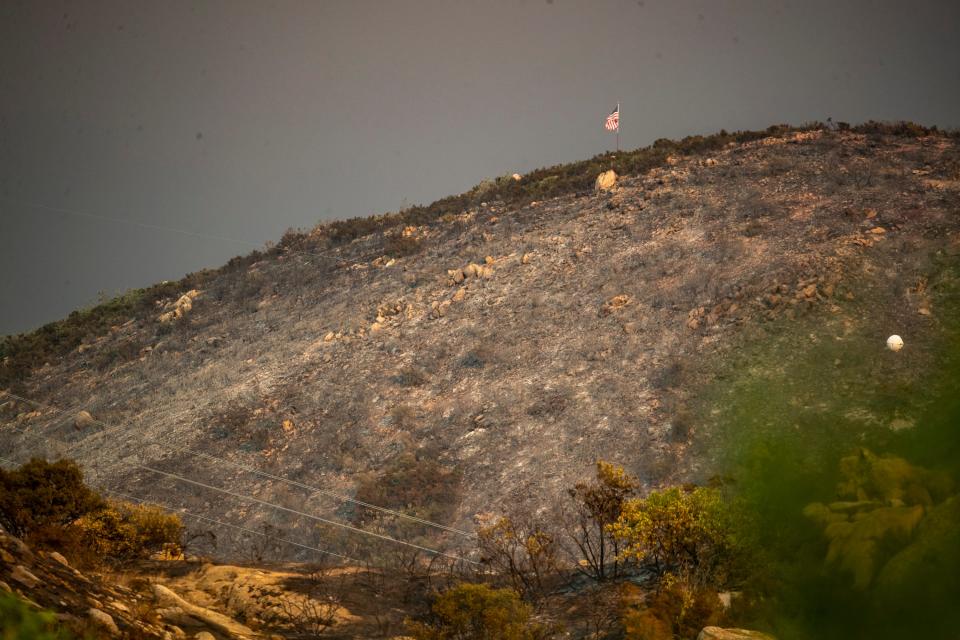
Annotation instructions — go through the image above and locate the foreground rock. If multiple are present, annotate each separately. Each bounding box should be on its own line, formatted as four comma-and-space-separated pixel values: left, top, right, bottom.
0, 526, 242, 639
152, 583, 257, 639
698, 627, 777, 640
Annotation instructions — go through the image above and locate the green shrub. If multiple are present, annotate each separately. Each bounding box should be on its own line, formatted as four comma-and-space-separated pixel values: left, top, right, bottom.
74, 500, 183, 564
0, 458, 103, 539
0, 458, 180, 567
0, 592, 73, 640
407, 582, 557, 640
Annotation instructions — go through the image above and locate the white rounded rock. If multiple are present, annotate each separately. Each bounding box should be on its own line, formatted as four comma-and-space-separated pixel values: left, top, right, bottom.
887, 335, 904, 352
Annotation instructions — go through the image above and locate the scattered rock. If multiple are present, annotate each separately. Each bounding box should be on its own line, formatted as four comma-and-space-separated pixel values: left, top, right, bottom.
10, 564, 39, 588
323, 331, 335, 342
193, 633, 215, 640
431, 300, 452, 318
599, 295, 630, 316
521, 252, 532, 265
0, 581, 10, 593
48, 551, 70, 567
74, 410, 95, 430
87, 608, 120, 636
595, 169, 617, 191
159, 290, 201, 323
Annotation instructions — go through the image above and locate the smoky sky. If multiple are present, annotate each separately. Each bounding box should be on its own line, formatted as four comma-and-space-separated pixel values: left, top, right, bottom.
1, 0, 959, 336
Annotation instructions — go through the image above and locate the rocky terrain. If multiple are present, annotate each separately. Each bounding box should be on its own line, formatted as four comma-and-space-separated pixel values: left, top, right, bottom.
2, 124, 959, 571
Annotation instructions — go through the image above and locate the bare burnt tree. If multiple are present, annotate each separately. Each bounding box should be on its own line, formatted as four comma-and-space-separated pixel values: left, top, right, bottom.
561, 461, 638, 582
476, 512, 559, 602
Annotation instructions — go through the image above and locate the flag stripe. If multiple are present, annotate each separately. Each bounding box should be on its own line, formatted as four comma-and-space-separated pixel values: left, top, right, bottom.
605, 108, 619, 131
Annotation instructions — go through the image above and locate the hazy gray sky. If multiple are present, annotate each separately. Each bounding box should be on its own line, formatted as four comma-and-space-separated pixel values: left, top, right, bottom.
2, 0, 959, 336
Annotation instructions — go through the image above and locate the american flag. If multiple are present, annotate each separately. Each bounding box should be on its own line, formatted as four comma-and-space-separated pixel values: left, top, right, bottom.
605, 106, 619, 131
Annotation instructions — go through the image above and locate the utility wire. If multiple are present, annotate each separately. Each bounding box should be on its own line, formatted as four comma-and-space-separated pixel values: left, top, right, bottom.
103, 488, 359, 564
0, 390, 479, 564
1, 390, 475, 537
138, 465, 476, 563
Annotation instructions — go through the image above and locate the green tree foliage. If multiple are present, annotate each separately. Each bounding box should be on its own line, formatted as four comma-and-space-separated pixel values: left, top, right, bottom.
564, 460, 638, 581
0, 592, 73, 640
407, 582, 557, 640
74, 500, 183, 564
610, 485, 739, 587
0, 458, 103, 539
0, 458, 181, 567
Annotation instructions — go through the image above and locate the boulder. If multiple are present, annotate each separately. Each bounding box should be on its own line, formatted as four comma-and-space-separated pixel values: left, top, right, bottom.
74, 410, 95, 430
87, 608, 120, 637
152, 584, 256, 638
698, 628, 776, 640
48, 551, 70, 567
595, 169, 617, 191
193, 633, 216, 640
10, 564, 39, 588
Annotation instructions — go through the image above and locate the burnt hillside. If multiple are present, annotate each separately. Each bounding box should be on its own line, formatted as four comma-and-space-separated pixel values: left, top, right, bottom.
2, 123, 960, 562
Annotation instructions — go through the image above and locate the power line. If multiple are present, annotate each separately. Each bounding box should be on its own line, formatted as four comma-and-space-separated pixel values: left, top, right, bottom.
138, 465, 476, 564
0, 390, 479, 564
103, 488, 359, 564
1, 452, 359, 563
1, 390, 475, 537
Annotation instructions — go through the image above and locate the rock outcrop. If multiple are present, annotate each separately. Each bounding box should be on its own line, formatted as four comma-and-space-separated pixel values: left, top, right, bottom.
595, 169, 617, 191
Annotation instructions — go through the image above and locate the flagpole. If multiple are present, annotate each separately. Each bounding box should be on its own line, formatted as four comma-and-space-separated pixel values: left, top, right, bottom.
616, 101, 620, 153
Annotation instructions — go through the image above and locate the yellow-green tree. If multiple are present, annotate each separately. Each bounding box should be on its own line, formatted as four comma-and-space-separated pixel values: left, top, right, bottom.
406, 582, 557, 640
609, 485, 737, 587
74, 500, 182, 564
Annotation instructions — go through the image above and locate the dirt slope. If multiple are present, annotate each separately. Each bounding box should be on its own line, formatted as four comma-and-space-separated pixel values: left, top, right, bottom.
2, 126, 959, 561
